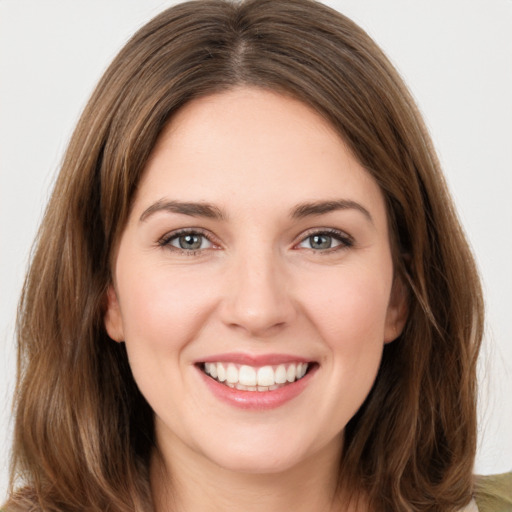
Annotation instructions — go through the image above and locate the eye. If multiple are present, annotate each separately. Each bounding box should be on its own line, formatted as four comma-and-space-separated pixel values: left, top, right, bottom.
172, 233, 211, 250
158, 229, 215, 253
296, 229, 353, 251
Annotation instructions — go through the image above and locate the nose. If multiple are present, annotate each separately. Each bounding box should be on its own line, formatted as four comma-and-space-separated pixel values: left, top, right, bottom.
219, 248, 297, 337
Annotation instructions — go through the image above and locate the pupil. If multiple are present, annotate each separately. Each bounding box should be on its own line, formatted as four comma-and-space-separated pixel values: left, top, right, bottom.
179, 234, 201, 250
311, 235, 331, 249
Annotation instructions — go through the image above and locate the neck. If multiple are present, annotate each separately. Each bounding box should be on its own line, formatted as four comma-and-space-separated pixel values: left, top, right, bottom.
150, 434, 364, 512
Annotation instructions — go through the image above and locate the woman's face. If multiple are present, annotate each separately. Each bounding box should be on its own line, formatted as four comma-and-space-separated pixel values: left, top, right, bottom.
105, 87, 406, 475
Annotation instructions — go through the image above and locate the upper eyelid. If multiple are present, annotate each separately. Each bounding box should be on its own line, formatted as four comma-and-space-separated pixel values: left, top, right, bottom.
158, 227, 217, 246
295, 227, 354, 243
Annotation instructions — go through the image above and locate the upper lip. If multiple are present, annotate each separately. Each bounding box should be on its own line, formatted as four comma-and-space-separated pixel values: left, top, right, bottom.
197, 353, 313, 366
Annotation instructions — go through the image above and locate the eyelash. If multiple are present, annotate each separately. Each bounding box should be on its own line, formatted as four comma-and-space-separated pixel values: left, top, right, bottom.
157, 227, 354, 255
157, 228, 217, 256
295, 228, 354, 253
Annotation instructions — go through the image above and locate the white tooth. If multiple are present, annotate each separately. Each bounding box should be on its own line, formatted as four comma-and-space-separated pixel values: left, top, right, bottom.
226, 381, 235, 388
257, 366, 275, 386
269, 384, 279, 390
235, 383, 247, 391
204, 362, 211, 375
275, 365, 287, 384
209, 363, 218, 379
299, 363, 308, 378
217, 363, 226, 382
226, 364, 239, 384
247, 386, 257, 391
239, 365, 257, 386
257, 386, 269, 392
286, 364, 297, 382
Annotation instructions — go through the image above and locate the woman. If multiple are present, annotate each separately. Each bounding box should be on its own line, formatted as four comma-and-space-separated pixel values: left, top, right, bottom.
4, 0, 511, 510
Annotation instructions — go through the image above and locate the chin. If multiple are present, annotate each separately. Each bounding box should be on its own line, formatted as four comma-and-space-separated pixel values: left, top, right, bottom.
208, 447, 308, 475
195, 426, 338, 476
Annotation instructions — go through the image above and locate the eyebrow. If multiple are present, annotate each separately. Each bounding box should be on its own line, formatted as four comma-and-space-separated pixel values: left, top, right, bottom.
139, 199, 226, 222
139, 198, 373, 224
291, 200, 373, 223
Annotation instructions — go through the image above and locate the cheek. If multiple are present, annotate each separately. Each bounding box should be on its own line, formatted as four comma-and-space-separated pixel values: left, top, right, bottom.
297, 263, 392, 426
115, 260, 219, 353
302, 265, 392, 345
113, 261, 222, 418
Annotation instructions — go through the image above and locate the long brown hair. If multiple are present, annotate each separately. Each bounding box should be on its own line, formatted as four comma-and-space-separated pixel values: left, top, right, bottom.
5, 1, 483, 510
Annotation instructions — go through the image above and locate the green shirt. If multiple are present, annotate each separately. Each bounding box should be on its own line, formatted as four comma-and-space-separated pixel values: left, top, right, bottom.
475, 472, 512, 511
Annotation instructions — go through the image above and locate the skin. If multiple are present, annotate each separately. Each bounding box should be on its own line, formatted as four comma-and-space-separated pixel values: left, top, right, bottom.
105, 87, 407, 512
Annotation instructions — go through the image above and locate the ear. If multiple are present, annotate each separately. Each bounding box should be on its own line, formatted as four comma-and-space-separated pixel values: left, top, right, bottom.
104, 284, 125, 342
383, 274, 409, 344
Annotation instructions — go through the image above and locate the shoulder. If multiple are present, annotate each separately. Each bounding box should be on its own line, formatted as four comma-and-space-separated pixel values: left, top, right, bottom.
474, 472, 512, 512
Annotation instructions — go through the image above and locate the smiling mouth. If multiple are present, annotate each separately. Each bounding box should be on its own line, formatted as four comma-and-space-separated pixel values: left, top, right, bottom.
199, 362, 313, 392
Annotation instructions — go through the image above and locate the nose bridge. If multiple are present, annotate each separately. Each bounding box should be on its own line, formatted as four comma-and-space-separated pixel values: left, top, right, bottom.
220, 242, 295, 336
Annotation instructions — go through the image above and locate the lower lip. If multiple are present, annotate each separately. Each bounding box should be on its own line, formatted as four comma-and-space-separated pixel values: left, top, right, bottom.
197, 365, 317, 410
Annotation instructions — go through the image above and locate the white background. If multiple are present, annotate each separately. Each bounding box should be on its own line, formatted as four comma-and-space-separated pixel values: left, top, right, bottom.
1, 0, 511, 500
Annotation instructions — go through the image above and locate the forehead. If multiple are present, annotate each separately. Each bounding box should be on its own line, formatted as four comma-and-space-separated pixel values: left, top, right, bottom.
134, 87, 387, 225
